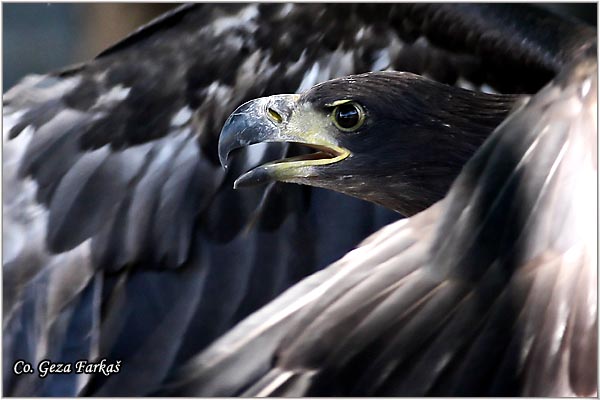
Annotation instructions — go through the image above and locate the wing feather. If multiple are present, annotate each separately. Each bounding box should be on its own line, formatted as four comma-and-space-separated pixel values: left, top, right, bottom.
4, 4, 594, 396
171, 47, 597, 397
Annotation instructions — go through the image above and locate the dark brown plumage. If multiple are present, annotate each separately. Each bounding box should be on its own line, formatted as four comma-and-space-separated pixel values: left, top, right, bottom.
3, 3, 596, 396
167, 39, 598, 400
219, 71, 519, 215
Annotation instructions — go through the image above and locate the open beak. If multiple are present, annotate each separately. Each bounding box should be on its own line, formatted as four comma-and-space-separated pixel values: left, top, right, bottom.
218, 94, 350, 188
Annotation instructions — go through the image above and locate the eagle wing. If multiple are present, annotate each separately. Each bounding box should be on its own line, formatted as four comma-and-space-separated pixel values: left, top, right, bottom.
163, 25, 597, 399
3, 3, 594, 396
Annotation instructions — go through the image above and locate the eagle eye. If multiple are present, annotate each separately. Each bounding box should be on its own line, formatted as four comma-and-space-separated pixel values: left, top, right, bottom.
332, 101, 365, 132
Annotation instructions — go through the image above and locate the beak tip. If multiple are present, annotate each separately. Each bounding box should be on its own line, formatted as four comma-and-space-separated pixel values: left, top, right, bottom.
217, 127, 235, 170
217, 99, 261, 171
218, 153, 230, 170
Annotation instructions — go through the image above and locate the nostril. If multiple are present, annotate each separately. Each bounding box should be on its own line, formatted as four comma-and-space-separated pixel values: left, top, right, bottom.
267, 107, 283, 124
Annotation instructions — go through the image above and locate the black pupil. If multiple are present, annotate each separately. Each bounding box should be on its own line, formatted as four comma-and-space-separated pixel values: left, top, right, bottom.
335, 103, 359, 129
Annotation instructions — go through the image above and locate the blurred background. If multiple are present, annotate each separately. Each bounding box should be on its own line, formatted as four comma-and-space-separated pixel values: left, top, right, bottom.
2, 3, 597, 91
3, 3, 177, 89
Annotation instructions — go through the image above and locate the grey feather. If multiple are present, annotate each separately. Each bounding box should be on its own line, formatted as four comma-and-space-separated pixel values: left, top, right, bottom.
168, 44, 596, 398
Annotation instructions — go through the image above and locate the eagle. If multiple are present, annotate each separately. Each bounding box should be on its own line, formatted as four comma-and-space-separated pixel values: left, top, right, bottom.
2, 3, 596, 396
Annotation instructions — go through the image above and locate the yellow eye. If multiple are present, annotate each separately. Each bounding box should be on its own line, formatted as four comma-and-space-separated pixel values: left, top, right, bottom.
332, 101, 365, 132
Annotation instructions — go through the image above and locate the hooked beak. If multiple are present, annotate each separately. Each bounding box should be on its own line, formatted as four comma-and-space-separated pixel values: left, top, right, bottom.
218, 94, 350, 188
